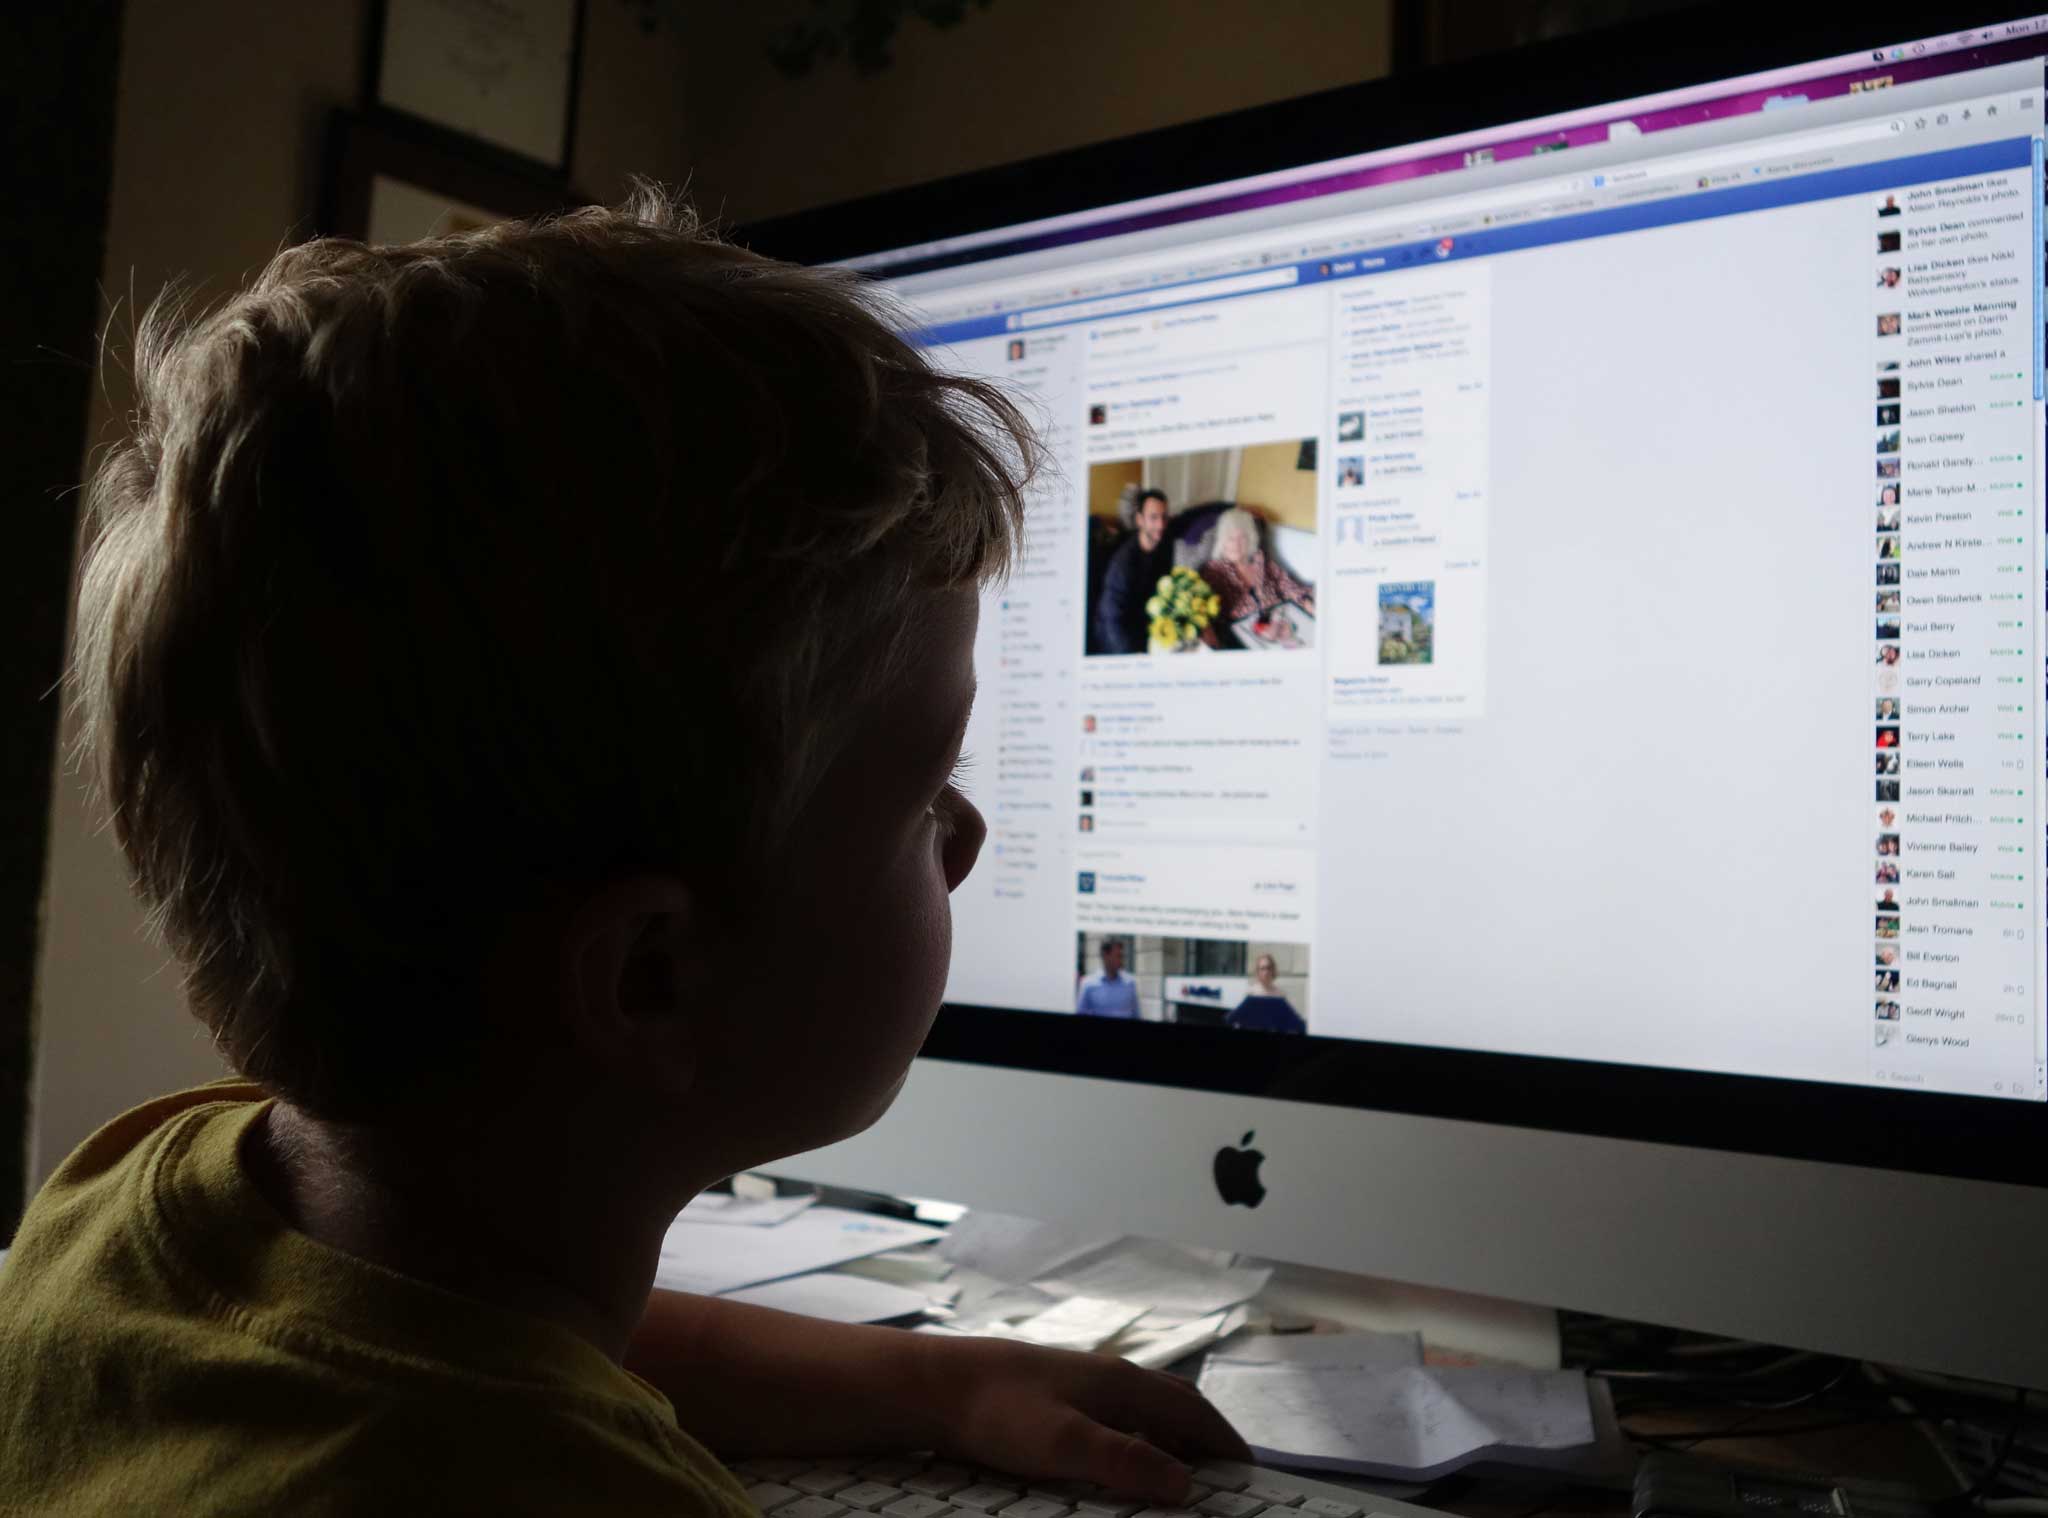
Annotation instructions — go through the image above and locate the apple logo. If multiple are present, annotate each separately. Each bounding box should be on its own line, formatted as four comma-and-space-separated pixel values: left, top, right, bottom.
1213, 1130, 1267, 1208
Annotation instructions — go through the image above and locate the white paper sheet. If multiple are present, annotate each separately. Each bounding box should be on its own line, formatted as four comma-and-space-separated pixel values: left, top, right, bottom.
676, 1191, 819, 1227
1195, 1359, 1595, 1480
937, 1211, 1115, 1285
1004, 1294, 1151, 1352
720, 1272, 932, 1324
1208, 1328, 1422, 1369
654, 1205, 943, 1296
1034, 1238, 1271, 1323
1115, 1305, 1253, 1370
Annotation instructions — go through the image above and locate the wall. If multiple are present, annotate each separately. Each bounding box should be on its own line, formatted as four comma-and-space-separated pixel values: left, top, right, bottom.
28, 0, 692, 1188
1088, 458, 1142, 523
1234, 440, 1318, 531
679, 0, 1395, 226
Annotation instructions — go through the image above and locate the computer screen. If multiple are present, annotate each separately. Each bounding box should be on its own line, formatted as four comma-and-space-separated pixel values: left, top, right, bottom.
835, 17, 2048, 1120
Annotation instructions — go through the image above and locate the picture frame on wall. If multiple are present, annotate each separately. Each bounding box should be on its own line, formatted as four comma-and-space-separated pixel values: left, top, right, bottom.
368, 0, 586, 173
322, 110, 589, 246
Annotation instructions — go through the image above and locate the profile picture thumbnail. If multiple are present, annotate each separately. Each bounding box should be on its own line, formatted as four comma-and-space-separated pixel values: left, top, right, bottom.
1875, 999, 1900, 1021
1877, 403, 1900, 427
1877, 457, 1900, 479
1876, 778, 1900, 802
1337, 455, 1365, 487
1875, 723, 1899, 747
1877, 312, 1901, 337
1875, 913, 1899, 938
1878, 229, 1902, 254
1336, 410, 1366, 442
1876, 750, 1899, 776
1875, 859, 1900, 884
1875, 968, 1899, 993
1876, 429, 1900, 455
1877, 194, 1902, 218
1877, 562, 1900, 586
1877, 534, 1900, 560
1875, 642, 1901, 667
1877, 266, 1902, 288
1879, 482, 1899, 506
1875, 615, 1901, 640
1876, 589, 1901, 614
1007, 338, 1027, 361
1878, 376, 1901, 399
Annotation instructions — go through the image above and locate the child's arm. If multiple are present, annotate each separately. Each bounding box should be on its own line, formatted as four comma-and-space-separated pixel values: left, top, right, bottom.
627, 1288, 1247, 1501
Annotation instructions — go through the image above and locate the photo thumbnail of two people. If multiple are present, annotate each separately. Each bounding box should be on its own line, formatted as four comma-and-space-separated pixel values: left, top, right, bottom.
1085, 440, 1319, 656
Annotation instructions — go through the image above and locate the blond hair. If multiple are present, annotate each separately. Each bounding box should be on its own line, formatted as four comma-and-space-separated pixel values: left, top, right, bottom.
72, 186, 1032, 1118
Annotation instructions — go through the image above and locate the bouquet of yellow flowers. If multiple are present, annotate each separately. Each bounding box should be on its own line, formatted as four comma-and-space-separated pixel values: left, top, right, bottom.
1145, 565, 1222, 652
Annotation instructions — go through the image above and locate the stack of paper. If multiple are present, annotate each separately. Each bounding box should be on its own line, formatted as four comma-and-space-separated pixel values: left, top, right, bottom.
655, 1204, 942, 1299
1196, 1330, 1595, 1480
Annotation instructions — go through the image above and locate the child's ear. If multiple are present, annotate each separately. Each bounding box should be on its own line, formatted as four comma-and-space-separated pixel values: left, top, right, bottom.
565, 875, 707, 1095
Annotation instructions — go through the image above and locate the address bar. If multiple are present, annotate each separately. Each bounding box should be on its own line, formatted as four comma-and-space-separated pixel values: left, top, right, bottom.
1602, 115, 1909, 187
1014, 266, 1300, 328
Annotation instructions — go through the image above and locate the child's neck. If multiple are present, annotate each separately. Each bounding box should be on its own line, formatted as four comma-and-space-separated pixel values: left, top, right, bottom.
244, 1098, 687, 1363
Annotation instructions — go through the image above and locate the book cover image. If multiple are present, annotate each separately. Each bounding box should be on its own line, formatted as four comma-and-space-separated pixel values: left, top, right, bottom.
1378, 581, 1435, 666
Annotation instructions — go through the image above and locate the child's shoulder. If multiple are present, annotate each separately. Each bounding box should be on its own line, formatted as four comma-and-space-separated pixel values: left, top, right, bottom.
0, 1083, 750, 1516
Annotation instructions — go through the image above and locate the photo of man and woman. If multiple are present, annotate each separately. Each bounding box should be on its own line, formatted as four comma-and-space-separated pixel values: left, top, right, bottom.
1084, 441, 1318, 655
1877, 312, 1902, 337
1878, 457, 1900, 479
1073, 932, 1309, 1032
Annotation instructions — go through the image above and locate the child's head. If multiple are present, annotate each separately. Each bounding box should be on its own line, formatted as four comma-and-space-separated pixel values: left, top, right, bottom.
74, 187, 1031, 1151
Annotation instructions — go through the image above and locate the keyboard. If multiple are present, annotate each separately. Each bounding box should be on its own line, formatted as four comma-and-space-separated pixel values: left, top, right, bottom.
731, 1455, 1448, 1518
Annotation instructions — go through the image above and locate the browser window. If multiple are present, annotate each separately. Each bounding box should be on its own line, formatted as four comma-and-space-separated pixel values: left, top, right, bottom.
875, 33, 2048, 1104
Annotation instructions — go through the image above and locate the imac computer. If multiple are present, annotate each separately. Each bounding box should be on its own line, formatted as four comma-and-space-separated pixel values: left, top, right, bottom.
748, 8, 2048, 1389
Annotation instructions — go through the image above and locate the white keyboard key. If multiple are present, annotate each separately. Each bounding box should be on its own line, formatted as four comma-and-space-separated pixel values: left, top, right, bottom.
1192, 1471, 1249, 1493
1298, 1503, 1360, 1518
1133, 1508, 1203, 1518
794, 1472, 862, 1497
1198, 1496, 1267, 1518
953, 1487, 1023, 1512
778, 1500, 850, 1518
1074, 1502, 1141, 1518
999, 1501, 1072, 1518
882, 1499, 958, 1518
746, 1483, 804, 1511
1183, 1489, 1214, 1507
1029, 1483, 1100, 1503
837, 1485, 910, 1511
1244, 1482, 1305, 1507
904, 1471, 975, 1499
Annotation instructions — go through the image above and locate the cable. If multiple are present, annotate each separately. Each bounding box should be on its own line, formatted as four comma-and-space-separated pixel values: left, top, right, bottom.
1944, 1389, 2032, 1511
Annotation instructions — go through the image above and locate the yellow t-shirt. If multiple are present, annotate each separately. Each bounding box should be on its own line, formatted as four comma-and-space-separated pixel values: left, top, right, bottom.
0, 1082, 758, 1517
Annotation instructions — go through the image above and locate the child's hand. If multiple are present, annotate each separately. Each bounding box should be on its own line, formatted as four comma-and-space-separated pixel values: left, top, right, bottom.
922, 1335, 1251, 1503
